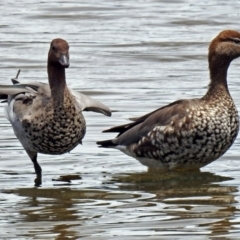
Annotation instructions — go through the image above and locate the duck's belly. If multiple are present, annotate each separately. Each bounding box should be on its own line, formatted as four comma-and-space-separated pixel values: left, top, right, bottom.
130, 114, 239, 170
23, 114, 86, 155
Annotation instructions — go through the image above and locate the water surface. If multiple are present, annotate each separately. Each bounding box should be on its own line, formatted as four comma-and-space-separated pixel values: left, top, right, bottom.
1, 0, 240, 239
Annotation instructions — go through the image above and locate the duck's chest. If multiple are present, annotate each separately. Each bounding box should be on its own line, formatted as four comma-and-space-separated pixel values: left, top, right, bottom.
23, 104, 86, 154
192, 100, 239, 141
178, 101, 239, 164
179, 100, 239, 155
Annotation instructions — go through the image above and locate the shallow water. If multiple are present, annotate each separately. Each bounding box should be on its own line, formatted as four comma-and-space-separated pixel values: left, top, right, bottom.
1, 0, 240, 239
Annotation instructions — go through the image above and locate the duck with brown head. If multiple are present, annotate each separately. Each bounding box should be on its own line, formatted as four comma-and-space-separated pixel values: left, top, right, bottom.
0, 38, 111, 186
48, 38, 70, 104
97, 30, 240, 171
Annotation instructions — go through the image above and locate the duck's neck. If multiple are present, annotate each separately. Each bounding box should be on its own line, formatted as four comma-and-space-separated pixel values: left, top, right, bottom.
204, 55, 231, 99
48, 63, 66, 106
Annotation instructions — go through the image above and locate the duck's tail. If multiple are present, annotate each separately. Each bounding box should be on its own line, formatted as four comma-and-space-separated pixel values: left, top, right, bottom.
96, 139, 117, 148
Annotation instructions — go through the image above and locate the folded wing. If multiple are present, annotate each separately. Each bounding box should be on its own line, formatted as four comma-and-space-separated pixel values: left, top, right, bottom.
98, 99, 199, 146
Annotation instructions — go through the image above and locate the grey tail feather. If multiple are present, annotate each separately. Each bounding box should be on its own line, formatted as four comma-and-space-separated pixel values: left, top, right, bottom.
96, 139, 117, 148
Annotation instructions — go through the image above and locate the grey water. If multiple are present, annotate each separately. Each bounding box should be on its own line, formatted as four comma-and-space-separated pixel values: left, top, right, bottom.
1, 0, 240, 239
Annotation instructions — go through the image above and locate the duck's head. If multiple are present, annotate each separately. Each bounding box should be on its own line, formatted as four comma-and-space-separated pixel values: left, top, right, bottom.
48, 38, 70, 68
209, 30, 240, 64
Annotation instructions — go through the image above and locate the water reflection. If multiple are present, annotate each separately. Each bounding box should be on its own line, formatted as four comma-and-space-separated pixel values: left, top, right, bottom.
116, 170, 237, 204
1, 170, 238, 238
114, 170, 239, 236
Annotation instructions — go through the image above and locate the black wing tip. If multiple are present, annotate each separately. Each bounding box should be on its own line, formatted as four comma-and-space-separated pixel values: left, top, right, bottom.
102, 128, 113, 133
83, 107, 112, 117
102, 110, 112, 117
102, 124, 129, 134
96, 139, 117, 148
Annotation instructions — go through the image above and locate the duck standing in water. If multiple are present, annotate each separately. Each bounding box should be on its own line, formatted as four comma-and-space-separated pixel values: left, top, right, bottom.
0, 38, 111, 186
97, 30, 240, 171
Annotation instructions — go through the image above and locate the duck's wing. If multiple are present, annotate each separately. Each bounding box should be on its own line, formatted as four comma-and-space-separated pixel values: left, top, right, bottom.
0, 81, 50, 122
102, 100, 187, 135
0, 69, 49, 98
97, 99, 199, 146
0, 81, 111, 117
0, 83, 39, 96
71, 90, 111, 117
0, 81, 50, 103
1, 70, 111, 116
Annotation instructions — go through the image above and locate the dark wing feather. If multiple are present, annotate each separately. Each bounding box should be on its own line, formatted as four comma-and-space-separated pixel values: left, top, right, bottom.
0, 94, 7, 100
99, 98, 199, 146
103, 99, 190, 137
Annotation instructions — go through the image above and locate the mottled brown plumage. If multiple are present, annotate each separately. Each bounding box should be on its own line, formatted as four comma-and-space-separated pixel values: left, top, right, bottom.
97, 30, 240, 171
1, 39, 111, 186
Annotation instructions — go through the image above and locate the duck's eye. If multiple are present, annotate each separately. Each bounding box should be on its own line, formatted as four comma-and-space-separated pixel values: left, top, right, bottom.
52, 46, 56, 51
233, 38, 240, 44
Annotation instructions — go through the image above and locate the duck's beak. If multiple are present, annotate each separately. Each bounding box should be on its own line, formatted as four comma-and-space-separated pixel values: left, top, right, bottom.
59, 54, 70, 68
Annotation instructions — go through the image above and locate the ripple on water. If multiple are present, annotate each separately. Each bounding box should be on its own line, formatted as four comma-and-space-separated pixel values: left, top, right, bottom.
0, 170, 239, 238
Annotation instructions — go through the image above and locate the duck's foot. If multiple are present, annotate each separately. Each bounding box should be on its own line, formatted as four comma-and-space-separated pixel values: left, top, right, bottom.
34, 174, 42, 187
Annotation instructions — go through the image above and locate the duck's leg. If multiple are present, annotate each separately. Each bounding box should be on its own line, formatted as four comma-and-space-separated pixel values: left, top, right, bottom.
31, 154, 42, 187
23, 148, 42, 186
25, 150, 42, 186
26, 151, 41, 187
